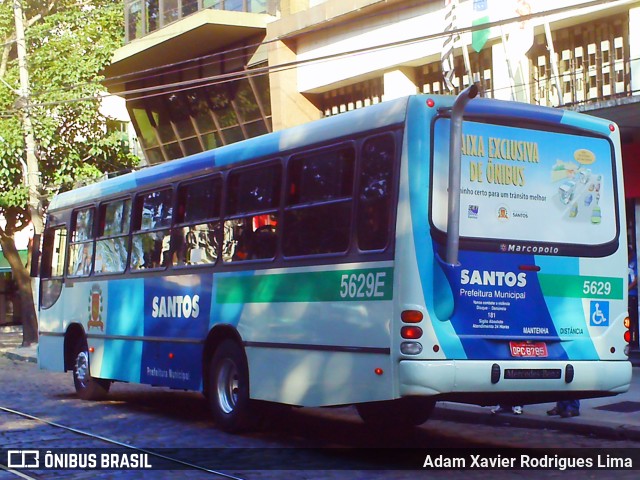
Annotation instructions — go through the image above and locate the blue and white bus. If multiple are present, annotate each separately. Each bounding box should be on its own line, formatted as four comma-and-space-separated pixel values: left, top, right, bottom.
36, 86, 632, 431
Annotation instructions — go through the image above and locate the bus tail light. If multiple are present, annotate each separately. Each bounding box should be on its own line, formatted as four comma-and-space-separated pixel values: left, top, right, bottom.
624, 316, 631, 344
401, 342, 423, 355
401, 326, 423, 339
401, 310, 423, 323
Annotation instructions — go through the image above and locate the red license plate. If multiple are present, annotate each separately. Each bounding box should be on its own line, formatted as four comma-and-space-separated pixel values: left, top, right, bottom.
509, 342, 548, 358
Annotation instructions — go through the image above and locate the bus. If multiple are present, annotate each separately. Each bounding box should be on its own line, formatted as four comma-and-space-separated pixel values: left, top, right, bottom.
35, 86, 632, 431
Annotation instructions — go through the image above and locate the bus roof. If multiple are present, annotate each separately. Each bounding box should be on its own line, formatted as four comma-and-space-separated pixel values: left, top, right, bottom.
48, 96, 410, 212
48, 93, 616, 212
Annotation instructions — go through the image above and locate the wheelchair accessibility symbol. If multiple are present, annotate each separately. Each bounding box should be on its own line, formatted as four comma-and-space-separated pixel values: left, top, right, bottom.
590, 301, 609, 327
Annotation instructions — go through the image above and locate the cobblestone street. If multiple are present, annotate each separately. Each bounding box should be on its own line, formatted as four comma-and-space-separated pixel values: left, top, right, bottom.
1, 355, 639, 479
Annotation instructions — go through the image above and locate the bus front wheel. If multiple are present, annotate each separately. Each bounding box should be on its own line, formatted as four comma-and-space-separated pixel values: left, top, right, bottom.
71, 338, 110, 400
207, 339, 256, 432
356, 397, 435, 428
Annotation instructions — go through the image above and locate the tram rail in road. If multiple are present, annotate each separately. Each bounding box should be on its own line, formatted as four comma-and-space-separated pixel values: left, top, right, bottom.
0, 405, 245, 479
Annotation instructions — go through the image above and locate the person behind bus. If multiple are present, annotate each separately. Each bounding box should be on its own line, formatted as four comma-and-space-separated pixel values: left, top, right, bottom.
629, 246, 638, 348
547, 399, 580, 418
491, 404, 523, 415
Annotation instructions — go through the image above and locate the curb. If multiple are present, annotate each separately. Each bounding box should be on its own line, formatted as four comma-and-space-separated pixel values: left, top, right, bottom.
2, 350, 37, 364
432, 404, 640, 442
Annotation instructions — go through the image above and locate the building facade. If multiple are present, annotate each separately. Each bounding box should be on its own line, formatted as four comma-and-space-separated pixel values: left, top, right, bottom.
106, 1, 278, 164
105, 0, 640, 344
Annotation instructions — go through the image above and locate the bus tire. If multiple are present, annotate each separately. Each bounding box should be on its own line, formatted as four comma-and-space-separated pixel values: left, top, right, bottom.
356, 397, 435, 428
207, 339, 255, 432
71, 337, 110, 400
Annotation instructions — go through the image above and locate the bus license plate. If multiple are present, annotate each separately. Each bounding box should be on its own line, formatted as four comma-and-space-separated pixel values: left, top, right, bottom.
509, 342, 548, 358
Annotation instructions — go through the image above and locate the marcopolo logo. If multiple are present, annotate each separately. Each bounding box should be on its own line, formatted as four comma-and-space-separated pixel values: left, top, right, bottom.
500, 243, 560, 255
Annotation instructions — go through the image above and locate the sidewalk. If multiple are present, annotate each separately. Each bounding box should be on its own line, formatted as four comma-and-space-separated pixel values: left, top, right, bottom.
0, 324, 37, 363
2, 325, 640, 441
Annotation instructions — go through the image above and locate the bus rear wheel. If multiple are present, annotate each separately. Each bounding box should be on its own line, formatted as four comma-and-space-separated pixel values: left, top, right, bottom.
356, 397, 435, 428
207, 339, 256, 432
71, 338, 110, 400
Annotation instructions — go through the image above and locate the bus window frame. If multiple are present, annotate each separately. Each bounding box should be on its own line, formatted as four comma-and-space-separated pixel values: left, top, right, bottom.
40, 223, 69, 310
130, 186, 175, 272
67, 206, 96, 278
222, 160, 282, 264
94, 196, 133, 276
41, 128, 401, 280
282, 142, 356, 260
355, 132, 398, 254
173, 174, 224, 269
41, 224, 69, 280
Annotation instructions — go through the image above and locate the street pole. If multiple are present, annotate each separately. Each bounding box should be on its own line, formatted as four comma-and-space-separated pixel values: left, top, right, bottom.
13, 0, 43, 235
12, 0, 41, 346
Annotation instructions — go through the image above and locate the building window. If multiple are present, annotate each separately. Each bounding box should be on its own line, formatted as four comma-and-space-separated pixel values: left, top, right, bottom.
127, 45, 272, 164
417, 49, 493, 98
531, 13, 629, 107
126, 0, 145, 41
125, 0, 274, 42
146, 0, 160, 33
320, 78, 383, 117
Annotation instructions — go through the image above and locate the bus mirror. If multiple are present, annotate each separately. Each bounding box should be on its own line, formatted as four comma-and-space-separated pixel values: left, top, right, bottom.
30, 233, 41, 278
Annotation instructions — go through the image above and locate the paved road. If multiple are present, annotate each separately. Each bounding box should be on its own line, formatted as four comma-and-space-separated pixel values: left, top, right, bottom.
1, 356, 639, 479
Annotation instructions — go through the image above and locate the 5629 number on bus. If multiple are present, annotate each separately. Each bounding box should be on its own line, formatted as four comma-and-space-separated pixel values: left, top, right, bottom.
339, 272, 387, 299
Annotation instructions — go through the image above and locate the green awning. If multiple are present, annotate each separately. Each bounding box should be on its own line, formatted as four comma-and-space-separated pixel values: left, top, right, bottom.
0, 250, 28, 273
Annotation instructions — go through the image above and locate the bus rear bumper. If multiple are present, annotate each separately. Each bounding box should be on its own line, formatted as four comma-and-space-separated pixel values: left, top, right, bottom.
398, 359, 632, 398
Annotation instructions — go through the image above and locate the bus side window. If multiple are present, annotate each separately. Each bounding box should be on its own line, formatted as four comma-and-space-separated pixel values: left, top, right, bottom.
175, 177, 222, 266
131, 189, 173, 270
67, 207, 95, 277
224, 163, 281, 262
41, 226, 68, 279
40, 226, 68, 309
95, 198, 132, 274
283, 147, 354, 257
357, 134, 394, 251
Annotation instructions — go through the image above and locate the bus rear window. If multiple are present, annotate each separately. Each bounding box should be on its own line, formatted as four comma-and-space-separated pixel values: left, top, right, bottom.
431, 119, 618, 255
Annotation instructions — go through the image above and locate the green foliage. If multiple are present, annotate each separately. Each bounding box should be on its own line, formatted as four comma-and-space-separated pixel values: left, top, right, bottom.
0, 0, 139, 224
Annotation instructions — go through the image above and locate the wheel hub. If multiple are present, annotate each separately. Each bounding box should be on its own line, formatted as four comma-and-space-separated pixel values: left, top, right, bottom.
216, 358, 239, 414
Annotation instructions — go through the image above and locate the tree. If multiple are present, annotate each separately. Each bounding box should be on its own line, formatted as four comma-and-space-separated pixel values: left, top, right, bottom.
0, 0, 139, 345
